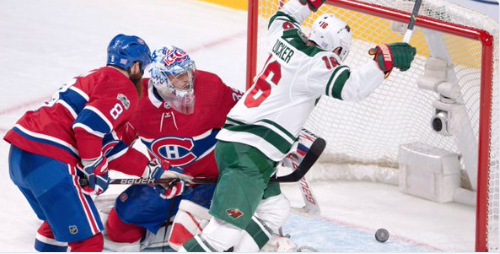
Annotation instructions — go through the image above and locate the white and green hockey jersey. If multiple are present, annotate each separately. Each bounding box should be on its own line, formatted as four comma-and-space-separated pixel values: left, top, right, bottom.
217, 0, 384, 161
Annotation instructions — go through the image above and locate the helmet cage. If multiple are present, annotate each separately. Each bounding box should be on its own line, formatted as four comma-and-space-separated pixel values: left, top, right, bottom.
150, 46, 197, 114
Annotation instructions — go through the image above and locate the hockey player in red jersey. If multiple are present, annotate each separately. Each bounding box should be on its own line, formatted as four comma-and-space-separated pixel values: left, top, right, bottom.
102, 45, 243, 251
4, 34, 151, 252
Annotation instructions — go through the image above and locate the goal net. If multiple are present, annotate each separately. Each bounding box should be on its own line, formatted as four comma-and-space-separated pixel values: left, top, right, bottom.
246, 0, 498, 251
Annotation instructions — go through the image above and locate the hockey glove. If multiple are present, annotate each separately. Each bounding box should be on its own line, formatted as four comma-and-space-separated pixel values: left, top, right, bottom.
299, 0, 327, 12
148, 160, 189, 199
368, 42, 416, 78
78, 156, 110, 195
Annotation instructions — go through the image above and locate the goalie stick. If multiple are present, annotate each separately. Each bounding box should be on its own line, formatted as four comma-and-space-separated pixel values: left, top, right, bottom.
79, 139, 325, 187
289, 132, 326, 216
272, 137, 326, 183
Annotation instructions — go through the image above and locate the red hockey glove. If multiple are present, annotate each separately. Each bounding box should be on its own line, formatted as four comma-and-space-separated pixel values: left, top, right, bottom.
368, 42, 416, 78
78, 156, 109, 195
147, 160, 190, 199
299, 0, 327, 12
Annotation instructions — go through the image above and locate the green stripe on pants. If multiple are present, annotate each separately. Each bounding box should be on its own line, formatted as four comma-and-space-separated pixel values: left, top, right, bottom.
246, 217, 271, 249
183, 237, 208, 252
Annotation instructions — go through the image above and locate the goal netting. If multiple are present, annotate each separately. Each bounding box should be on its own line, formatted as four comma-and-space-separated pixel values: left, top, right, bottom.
247, 0, 498, 251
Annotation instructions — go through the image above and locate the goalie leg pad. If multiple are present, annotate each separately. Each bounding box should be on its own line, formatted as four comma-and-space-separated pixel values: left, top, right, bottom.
34, 221, 68, 252
168, 199, 212, 250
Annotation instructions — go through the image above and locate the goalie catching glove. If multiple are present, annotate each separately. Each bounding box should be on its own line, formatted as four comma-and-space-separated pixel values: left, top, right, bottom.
368, 42, 416, 78
147, 159, 191, 199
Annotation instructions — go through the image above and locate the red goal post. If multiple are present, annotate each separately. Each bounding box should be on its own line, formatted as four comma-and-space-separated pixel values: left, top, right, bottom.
246, 0, 498, 252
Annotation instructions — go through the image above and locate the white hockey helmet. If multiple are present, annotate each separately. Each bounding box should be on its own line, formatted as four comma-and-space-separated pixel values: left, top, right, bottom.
309, 14, 352, 61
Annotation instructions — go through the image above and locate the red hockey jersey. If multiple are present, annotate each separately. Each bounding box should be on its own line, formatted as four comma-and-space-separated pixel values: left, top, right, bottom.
4, 67, 139, 166
108, 70, 242, 178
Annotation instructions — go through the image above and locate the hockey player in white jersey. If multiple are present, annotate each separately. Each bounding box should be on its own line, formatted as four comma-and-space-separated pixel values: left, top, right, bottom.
182, 0, 416, 252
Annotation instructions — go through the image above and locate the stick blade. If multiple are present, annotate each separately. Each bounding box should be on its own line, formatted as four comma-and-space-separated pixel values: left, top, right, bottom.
271, 137, 327, 183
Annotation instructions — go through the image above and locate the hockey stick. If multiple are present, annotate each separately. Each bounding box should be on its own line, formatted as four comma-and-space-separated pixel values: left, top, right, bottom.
402, 0, 423, 43
79, 142, 324, 187
295, 176, 321, 215
271, 137, 326, 183
290, 135, 326, 216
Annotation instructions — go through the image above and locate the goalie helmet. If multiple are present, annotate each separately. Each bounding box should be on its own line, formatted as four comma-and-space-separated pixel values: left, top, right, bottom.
107, 34, 152, 73
309, 14, 352, 61
150, 46, 196, 114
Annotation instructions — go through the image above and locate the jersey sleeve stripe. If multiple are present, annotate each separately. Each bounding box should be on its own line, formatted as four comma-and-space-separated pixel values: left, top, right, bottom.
12, 124, 79, 157
73, 106, 113, 136
60, 87, 88, 113
85, 106, 113, 130
325, 66, 350, 99
57, 100, 78, 119
268, 11, 300, 29
72, 123, 106, 138
106, 141, 129, 162
70, 86, 89, 101
51, 88, 89, 119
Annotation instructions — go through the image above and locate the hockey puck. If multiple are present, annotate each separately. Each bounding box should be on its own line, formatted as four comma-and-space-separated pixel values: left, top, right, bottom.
375, 228, 389, 243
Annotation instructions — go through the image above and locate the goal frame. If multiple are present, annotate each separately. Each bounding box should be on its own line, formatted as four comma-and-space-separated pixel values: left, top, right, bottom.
245, 0, 495, 252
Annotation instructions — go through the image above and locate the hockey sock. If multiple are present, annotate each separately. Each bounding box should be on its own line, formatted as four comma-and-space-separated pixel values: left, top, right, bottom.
105, 208, 146, 243
68, 233, 104, 252
245, 216, 272, 249
34, 221, 68, 252
182, 235, 218, 252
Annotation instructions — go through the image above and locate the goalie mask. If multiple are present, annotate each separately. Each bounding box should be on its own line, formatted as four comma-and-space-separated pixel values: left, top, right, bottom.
309, 14, 352, 61
150, 46, 196, 114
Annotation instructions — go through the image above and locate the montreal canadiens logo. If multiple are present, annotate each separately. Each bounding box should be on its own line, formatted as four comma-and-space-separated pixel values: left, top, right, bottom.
150, 137, 197, 167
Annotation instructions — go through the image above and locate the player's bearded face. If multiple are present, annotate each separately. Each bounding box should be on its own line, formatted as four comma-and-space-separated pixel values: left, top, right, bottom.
130, 63, 145, 97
